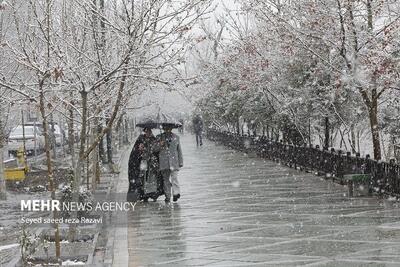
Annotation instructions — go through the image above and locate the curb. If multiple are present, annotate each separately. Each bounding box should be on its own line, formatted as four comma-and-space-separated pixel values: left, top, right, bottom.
103, 145, 131, 267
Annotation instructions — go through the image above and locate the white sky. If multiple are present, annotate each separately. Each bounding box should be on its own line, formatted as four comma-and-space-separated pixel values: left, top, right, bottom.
129, 0, 244, 119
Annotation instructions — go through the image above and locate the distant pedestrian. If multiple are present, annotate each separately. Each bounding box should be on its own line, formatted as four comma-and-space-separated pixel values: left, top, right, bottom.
154, 126, 183, 203
178, 118, 184, 133
192, 114, 203, 146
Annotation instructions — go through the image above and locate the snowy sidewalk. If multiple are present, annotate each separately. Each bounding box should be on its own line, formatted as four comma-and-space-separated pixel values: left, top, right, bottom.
117, 133, 400, 266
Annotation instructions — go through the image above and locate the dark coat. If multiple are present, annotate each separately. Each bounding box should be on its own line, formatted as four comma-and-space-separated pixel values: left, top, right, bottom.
128, 134, 156, 182
192, 116, 203, 134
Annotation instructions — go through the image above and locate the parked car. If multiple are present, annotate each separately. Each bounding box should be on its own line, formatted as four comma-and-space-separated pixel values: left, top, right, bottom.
24, 121, 43, 131
7, 125, 45, 157
25, 121, 62, 147
23, 121, 53, 149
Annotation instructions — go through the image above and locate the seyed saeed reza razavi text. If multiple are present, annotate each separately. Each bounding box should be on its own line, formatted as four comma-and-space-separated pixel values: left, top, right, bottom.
20, 200, 136, 212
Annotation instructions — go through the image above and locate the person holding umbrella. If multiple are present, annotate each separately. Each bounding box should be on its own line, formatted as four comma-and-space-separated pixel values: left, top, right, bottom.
128, 126, 163, 202
154, 124, 183, 203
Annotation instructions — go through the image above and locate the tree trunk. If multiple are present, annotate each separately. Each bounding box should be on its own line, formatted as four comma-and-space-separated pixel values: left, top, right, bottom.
394, 137, 400, 162
282, 127, 287, 143
39, 77, 61, 260
368, 99, 381, 160
92, 105, 101, 189
124, 117, 129, 144
389, 135, 398, 161
117, 123, 123, 149
339, 128, 344, 149
324, 117, 330, 150
50, 113, 57, 160
69, 90, 88, 241
86, 120, 91, 189
350, 124, 357, 154
106, 118, 113, 164
367, 0, 373, 32
42, 0, 61, 257
68, 98, 76, 169
91, 126, 99, 192
78, 90, 88, 178
98, 124, 106, 163
0, 111, 6, 200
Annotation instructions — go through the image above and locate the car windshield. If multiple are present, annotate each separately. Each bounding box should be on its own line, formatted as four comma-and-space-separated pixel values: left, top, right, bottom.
11, 126, 36, 136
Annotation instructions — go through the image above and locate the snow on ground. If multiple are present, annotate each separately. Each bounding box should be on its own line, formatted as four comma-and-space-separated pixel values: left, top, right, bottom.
62, 260, 86, 265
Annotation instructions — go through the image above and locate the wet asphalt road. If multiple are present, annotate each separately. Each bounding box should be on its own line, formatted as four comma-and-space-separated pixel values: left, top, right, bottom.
121, 133, 400, 267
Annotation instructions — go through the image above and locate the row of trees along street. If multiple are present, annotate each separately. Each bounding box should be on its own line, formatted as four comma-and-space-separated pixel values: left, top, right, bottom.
0, 0, 211, 262
194, 0, 400, 162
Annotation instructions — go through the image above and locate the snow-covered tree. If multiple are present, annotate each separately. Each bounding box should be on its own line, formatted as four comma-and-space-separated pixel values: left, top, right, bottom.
1, 0, 212, 259
196, 0, 400, 160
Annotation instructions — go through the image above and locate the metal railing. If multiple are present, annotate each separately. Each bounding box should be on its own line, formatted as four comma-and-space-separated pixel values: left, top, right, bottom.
206, 129, 400, 197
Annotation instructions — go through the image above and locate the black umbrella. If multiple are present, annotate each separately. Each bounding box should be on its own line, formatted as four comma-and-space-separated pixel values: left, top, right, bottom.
136, 118, 160, 129
136, 113, 182, 129
157, 113, 182, 128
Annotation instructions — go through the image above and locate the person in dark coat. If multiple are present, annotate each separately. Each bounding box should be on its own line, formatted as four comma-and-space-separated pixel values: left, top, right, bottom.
192, 114, 203, 146
128, 128, 163, 201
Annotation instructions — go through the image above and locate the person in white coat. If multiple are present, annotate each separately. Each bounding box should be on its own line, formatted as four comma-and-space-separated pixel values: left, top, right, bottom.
154, 126, 183, 202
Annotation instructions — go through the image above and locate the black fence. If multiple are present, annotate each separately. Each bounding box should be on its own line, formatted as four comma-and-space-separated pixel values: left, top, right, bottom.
206, 129, 400, 197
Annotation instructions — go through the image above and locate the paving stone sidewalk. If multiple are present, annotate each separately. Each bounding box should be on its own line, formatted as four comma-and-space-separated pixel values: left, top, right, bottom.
116, 133, 400, 267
